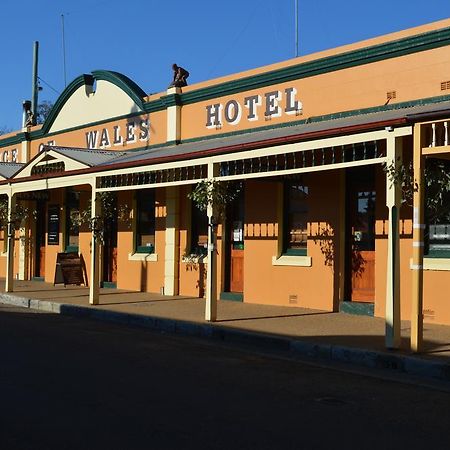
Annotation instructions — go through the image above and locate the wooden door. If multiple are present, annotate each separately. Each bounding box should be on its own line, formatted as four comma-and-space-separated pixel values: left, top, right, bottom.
230, 220, 244, 292
225, 189, 245, 294
347, 169, 376, 302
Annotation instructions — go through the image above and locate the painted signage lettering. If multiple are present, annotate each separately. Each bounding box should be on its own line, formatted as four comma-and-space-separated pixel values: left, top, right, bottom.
1, 148, 18, 163
85, 119, 150, 149
206, 87, 302, 129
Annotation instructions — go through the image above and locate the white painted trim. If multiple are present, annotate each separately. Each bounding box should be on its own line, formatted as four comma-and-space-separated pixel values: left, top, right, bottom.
409, 257, 450, 271
128, 252, 158, 262
272, 255, 312, 267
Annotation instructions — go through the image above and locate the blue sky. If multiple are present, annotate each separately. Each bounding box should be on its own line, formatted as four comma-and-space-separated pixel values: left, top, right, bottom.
0, 0, 448, 131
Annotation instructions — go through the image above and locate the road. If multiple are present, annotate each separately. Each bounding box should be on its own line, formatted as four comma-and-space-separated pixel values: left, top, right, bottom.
0, 304, 449, 450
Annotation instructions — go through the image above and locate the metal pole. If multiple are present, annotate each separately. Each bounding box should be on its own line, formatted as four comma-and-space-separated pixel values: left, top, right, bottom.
295, 0, 299, 57
31, 41, 39, 125
61, 14, 67, 87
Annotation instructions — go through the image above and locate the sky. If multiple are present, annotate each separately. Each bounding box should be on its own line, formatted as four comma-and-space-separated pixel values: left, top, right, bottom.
0, 0, 448, 132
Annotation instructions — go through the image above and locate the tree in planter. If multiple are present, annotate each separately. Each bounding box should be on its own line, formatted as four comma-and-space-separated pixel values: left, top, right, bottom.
187, 179, 241, 321
188, 180, 241, 222
69, 192, 131, 244
384, 158, 450, 249
0, 196, 36, 230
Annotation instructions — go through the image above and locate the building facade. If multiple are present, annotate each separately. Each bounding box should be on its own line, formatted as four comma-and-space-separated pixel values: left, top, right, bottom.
1, 19, 450, 349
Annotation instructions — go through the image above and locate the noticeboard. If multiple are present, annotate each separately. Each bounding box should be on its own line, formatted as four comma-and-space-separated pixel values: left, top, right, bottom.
54, 252, 88, 287
47, 205, 60, 245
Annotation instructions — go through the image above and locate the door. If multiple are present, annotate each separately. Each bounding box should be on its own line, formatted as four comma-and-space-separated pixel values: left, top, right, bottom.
102, 197, 118, 285
225, 189, 245, 294
346, 167, 376, 302
35, 200, 46, 278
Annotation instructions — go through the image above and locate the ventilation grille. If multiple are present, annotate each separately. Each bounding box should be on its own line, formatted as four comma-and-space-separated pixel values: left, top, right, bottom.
386, 91, 396, 100
441, 81, 450, 91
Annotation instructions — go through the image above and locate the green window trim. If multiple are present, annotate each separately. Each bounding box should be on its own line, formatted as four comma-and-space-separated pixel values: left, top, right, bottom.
424, 249, 450, 259
283, 248, 307, 257
136, 244, 155, 254
135, 189, 156, 255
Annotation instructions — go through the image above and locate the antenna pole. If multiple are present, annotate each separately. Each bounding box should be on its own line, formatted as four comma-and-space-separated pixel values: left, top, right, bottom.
295, 0, 299, 57
31, 41, 39, 126
61, 14, 67, 87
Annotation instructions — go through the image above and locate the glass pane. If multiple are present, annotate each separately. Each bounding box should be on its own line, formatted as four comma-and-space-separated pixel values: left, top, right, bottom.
286, 183, 308, 251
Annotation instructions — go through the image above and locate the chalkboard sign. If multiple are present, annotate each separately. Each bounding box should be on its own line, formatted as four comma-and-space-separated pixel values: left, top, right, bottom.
54, 252, 87, 287
47, 205, 60, 245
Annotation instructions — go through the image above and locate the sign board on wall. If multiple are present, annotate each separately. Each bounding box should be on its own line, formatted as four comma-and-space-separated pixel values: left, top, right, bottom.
47, 205, 60, 245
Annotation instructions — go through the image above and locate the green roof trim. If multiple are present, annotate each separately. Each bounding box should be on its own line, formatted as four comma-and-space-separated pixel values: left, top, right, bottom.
168, 25, 450, 106
40, 70, 147, 134
0, 132, 29, 147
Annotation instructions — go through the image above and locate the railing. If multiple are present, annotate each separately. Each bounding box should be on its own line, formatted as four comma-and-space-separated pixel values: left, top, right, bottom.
424, 121, 449, 147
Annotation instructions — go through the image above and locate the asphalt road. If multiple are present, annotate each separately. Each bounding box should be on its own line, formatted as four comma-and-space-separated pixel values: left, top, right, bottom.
0, 304, 449, 450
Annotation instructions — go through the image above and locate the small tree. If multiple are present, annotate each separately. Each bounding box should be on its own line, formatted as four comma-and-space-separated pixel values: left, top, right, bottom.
70, 192, 131, 244
0, 196, 35, 231
384, 158, 450, 224
188, 180, 241, 222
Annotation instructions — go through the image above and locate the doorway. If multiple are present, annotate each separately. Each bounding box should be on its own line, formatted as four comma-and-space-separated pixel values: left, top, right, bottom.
345, 166, 376, 302
223, 188, 244, 299
34, 200, 46, 278
102, 196, 118, 287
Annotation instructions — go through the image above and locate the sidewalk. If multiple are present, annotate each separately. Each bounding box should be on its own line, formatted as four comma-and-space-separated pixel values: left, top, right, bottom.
1, 279, 449, 382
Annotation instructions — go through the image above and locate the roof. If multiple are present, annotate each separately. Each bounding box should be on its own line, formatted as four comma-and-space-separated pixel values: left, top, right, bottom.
0, 162, 25, 179
98, 98, 450, 168
44, 146, 129, 167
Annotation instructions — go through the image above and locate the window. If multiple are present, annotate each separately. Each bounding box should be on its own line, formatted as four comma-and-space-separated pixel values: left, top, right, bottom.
425, 190, 450, 258
136, 189, 155, 253
191, 203, 208, 256
425, 160, 450, 258
65, 189, 80, 252
284, 181, 309, 255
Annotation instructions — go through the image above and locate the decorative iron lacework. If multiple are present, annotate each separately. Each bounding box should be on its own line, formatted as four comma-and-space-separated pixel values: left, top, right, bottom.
219, 141, 385, 177
31, 161, 65, 176
99, 164, 208, 189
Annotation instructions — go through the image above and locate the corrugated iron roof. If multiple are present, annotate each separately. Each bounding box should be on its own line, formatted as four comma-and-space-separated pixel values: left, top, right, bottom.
100, 99, 450, 167
0, 162, 25, 179
46, 146, 129, 167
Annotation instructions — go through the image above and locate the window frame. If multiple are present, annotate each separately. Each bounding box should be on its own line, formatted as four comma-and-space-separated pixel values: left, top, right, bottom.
135, 189, 156, 254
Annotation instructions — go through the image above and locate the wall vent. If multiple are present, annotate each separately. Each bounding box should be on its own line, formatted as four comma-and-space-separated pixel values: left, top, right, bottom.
386, 91, 396, 100
441, 81, 450, 91
288, 294, 298, 304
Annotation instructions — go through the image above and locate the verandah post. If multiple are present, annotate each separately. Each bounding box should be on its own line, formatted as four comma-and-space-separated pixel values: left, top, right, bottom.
5, 193, 16, 292
385, 134, 402, 349
89, 183, 101, 305
411, 123, 425, 352
205, 162, 218, 322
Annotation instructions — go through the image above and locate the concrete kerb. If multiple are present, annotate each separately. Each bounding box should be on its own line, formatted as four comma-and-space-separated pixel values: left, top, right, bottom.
1, 293, 449, 383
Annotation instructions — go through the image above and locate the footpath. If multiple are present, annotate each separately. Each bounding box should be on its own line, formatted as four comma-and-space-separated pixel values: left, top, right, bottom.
1, 280, 449, 383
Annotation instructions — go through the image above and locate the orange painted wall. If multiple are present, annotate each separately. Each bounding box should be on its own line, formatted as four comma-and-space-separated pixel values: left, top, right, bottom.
180, 46, 450, 141
29, 111, 166, 160
116, 188, 165, 293
242, 173, 340, 310
178, 185, 206, 298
